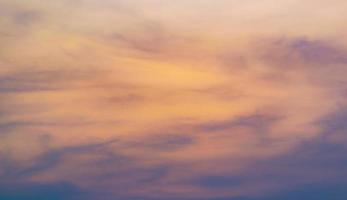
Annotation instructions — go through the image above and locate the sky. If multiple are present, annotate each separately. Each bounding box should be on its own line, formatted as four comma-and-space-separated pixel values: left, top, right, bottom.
1, 0, 347, 199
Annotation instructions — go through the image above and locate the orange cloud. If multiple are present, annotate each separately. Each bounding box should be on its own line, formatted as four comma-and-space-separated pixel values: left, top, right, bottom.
1, 0, 347, 199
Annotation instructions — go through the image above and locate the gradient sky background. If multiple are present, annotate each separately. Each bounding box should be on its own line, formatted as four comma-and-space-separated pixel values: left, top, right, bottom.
1, 0, 347, 199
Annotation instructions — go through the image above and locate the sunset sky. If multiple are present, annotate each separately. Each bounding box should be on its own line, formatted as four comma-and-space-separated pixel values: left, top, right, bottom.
1, 0, 347, 199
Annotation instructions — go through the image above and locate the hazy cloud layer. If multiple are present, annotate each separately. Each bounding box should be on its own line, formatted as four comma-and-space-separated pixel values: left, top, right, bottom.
1, 0, 347, 199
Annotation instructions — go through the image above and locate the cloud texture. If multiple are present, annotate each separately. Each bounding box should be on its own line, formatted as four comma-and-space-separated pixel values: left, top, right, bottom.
1, 0, 347, 199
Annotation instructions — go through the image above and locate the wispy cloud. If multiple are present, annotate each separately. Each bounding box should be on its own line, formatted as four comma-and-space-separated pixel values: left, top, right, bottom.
1, 0, 347, 199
